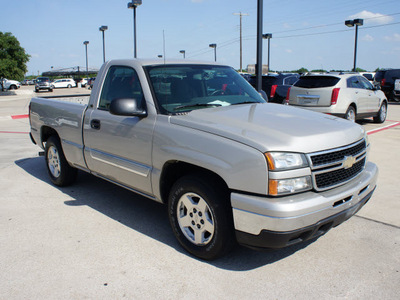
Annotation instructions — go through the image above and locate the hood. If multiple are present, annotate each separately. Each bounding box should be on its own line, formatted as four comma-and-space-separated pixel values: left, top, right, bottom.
170, 103, 365, 153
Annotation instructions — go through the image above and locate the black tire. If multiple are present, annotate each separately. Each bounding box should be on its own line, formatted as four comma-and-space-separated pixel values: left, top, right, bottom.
168, 174, 235, 260
345, 106, 356, 122
373, 102, 387, 123
67, 84, 72, 88
35, 89, 39, 93
45, 136, 77, 186
49, 88, 53, 92
10, 85, 17, 90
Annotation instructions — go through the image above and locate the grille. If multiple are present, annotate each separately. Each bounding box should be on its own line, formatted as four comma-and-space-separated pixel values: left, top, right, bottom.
308, 139, 367, 191
311, 140, 366, 167
315, 158, 366, 189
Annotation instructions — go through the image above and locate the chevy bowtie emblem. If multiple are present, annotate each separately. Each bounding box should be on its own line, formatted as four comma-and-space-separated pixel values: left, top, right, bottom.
343, 156, 356, 169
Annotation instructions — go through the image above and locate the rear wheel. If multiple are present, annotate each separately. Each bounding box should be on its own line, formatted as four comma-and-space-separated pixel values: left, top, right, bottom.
373, 102, 387, 123
168, 174, 235, 260
67, 84, 72, 88
345, 106, 356, 122
45, 136, 77, 186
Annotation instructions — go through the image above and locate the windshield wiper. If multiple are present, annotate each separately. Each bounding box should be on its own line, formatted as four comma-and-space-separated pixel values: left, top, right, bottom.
174, 103, 222, 111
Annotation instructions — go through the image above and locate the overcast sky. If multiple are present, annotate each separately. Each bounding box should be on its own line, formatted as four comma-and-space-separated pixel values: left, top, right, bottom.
1, 0, 399, 76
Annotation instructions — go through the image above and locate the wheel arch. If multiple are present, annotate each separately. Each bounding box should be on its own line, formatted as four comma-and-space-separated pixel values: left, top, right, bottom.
159, 161, 229, 205
40, 126, 60, 148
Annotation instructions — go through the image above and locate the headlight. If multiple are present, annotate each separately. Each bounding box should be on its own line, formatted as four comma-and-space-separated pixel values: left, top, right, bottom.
265, 152, 308, 171
269, 176, 312, 196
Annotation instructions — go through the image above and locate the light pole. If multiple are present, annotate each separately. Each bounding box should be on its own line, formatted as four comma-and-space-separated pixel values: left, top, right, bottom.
209, 44, 217, 62
345, 18, 363, 72
256, 0, 263, 92
83, 41, 89, 83
179, 50, 186, 59
233, 12, 249, 72
263, 33, 272, 74
99, 25, 108, 63
127, 0, 142, 58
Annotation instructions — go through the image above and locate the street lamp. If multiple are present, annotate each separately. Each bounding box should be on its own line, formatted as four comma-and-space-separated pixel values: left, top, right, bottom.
127, 0, 142, 58
83, 41, 89, 84
209, 44, 217, 62
99, 25, 108, 63
262, 33, 272, 74
345, 18, 363, 72
179, 50, 186, 59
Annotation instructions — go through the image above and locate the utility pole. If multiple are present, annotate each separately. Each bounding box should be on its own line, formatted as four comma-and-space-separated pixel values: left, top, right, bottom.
233, 12, 249, 72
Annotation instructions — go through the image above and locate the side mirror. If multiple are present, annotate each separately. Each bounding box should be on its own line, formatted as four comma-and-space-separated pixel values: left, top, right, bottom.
109, 98, 147, 118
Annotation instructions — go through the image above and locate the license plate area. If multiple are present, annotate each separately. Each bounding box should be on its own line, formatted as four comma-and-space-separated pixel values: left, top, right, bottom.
297, 95, 320, 105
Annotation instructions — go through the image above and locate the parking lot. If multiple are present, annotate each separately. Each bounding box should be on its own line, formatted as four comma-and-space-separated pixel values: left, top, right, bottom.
1, 85, 399, 299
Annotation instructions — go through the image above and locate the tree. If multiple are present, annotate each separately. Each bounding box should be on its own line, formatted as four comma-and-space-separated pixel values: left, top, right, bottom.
0, 32, 30, 91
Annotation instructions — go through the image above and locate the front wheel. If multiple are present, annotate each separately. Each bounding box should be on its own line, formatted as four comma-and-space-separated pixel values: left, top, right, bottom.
45, 136, 77, 186
67, 84, 72, 88
373, 102, 387, 123
345, 106, 356, 122
168, 174, 235, 260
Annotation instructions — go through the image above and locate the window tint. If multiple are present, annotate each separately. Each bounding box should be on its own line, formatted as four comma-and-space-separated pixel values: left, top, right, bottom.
347, 76, 364, 89
99, 66, 143, 111
294, 76, 340, 88
374, 71, 385, 82
359, 76, 373, 89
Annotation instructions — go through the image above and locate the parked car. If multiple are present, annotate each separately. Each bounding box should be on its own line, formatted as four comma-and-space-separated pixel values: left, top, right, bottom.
29, 59, 378, 260
394, 79, 400, 101
80, 78, 88, 87
88, 77, 96, 89
286, 73, 388, 123
1, 78, 21, 90
249, 73, 300, 104
374, 69, 400, 101
35, 77, 53, 92
50, 78, 77, 89
361, 72, 375, 82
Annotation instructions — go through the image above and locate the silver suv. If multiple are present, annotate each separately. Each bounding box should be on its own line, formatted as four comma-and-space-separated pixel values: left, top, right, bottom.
286, 73, 388, 123
35, 77, 53, 92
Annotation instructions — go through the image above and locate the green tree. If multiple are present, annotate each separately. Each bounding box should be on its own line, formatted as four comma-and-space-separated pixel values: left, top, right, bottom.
0, 32, 30, 90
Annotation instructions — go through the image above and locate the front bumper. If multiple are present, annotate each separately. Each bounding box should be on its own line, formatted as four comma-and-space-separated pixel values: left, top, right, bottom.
231, 162, 378, 249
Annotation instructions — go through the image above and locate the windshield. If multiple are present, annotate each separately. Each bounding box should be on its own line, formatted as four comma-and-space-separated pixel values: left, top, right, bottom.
36, 78, 49, 83
145, 64, 265, 114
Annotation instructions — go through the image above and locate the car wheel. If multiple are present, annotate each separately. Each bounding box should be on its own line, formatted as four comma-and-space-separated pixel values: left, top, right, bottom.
345, 106, 356, 122
35, 89, 39, 93
168, 174, 235, 260
67, 84, 72, 88
45, 136, 77, 187
10, 85, 17, 90
373, 102, 387, 123
49, 88, 53, 92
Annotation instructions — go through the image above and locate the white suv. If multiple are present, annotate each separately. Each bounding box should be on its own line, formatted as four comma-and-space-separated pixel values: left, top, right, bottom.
50, 78, 76, 89
286, 73, 388, 123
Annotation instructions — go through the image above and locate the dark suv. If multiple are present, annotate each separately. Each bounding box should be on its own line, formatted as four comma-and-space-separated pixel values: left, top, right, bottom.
249, 73, 299, 103
35, 77, 53, 92
374, 69, 400, 101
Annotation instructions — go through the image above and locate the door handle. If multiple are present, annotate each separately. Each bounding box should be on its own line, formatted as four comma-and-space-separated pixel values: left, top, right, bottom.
90, 119, 101, 130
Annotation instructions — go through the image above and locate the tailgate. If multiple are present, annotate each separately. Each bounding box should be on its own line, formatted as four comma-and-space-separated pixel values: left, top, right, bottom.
289, 87, 333, 107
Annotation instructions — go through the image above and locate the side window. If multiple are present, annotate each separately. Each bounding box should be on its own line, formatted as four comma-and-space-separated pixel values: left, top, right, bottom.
99, 66, 144, 111
347, 76, 363, 89
359, 76, 373, 89
284, 76, 298, 85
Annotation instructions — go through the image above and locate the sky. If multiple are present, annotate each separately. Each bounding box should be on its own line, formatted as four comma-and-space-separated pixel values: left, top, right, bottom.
1, 0, 399, 76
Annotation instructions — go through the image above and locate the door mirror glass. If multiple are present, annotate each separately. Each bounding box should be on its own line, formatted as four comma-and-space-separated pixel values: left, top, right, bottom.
109, 98, 147, 117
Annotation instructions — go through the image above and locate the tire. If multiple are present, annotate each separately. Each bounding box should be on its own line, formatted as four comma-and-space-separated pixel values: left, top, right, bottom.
373, 102, 387, 123
49, 88, 53, 92
35, 89, 39, 93
10, 85, 17, 90
345, 106, 356, 122
45, 136, 77, 186
67, 84, 72, 88
168, 174, 235, 260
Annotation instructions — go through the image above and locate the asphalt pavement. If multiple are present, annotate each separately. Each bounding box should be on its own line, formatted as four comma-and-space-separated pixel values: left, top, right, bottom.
1, 86, 399, 299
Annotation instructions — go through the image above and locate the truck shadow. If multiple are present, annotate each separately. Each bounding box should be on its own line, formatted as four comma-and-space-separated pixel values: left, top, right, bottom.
15, 156, 316, 271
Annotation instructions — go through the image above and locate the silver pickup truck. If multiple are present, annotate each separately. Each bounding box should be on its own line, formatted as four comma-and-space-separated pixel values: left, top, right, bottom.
29, 59, 378, 260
